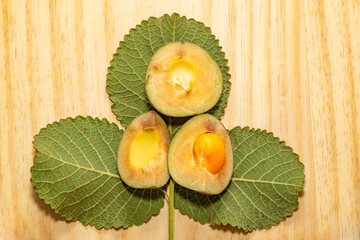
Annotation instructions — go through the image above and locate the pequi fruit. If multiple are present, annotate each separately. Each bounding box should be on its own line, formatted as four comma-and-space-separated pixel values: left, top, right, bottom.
145, 41, 223, 117
117, 111, 170, 188
168, 114, 233, 194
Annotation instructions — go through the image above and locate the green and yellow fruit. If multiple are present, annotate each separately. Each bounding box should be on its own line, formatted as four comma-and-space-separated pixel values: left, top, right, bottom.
117, 111, 170, 188
168, 114, 233, 194
145, 42, 223, 117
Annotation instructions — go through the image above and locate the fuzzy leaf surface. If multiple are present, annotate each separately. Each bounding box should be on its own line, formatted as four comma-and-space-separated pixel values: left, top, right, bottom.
106, 13, 231, 128
174, 127, 305, 231
31, 116, 165, 229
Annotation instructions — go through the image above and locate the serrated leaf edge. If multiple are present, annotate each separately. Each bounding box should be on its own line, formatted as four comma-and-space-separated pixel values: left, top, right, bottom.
106, 13, 231, 127
30, 116, 165, 229
175, 126, 305, 231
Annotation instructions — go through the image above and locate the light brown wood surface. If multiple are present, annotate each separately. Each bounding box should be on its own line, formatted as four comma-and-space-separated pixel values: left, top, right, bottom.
1, 0, 359, 239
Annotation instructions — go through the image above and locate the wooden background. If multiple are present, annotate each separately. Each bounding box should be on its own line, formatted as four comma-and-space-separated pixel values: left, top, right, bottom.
1, 0, 359, 239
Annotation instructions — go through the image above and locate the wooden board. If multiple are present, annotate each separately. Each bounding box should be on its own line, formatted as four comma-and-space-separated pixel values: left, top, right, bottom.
1, 0, 359, 239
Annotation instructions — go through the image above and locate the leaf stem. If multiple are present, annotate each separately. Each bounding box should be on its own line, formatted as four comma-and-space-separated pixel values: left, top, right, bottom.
167, 117, 174, 240
169, 178, 174, 240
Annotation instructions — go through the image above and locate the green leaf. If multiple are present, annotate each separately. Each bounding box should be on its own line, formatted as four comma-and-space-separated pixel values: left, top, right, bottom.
174, 127, 305, 232
30, 116, 165, 229
106, 13, 231, 128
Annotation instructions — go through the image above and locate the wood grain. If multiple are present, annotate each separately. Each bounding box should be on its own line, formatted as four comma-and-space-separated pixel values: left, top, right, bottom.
1, 0, 359, 239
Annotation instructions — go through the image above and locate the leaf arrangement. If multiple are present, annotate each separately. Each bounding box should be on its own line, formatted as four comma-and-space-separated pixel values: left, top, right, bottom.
31, 13, 304, 233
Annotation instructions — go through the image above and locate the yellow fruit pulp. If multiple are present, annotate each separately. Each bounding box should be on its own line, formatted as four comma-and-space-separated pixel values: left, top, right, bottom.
129, 128, 159, 169
193, 132, 226, 174
169, 58, 196, 93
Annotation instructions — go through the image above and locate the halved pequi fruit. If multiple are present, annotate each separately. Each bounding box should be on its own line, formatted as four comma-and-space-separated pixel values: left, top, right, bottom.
117, 111, 170, 188
168, 114, 233, 194
145, 42, 223, 117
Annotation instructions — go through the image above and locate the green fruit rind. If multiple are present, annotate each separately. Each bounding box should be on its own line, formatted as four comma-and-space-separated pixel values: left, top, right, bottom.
117, 111, 170, 188
145, 41, 223, 117
168, 114, 233, 195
